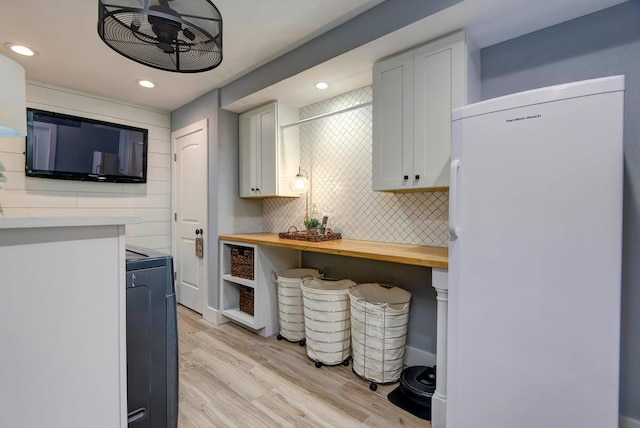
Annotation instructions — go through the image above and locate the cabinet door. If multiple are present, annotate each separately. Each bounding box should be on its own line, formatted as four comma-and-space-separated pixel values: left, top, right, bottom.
239, 111, 256, 198
372, 51, 414, 191
256, 104, 277, 197
413, 43, 453, 189
238, 102, 278, 198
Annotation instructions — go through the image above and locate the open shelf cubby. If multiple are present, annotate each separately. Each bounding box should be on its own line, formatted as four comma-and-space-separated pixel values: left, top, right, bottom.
220, 240, 298, 337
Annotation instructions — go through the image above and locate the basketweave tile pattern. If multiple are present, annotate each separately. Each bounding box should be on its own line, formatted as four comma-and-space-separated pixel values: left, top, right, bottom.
263, 86, 449, 247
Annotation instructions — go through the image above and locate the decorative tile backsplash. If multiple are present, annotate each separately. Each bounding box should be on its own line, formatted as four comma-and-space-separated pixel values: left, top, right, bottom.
263, 86, 449, 247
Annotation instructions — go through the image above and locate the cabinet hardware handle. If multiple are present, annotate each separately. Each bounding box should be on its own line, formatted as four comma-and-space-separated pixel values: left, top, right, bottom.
128, 408, 147, 424
415, 175, 420, 180
251, 188, 255, 191
403, 175, 409, 180
256, 188, 260, 192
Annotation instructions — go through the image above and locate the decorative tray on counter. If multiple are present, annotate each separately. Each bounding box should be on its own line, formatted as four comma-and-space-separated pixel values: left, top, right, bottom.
278, 226, 342, 242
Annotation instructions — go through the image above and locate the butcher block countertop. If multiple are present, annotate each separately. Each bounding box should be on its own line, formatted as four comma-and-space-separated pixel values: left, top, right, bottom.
219, 233, 449, 269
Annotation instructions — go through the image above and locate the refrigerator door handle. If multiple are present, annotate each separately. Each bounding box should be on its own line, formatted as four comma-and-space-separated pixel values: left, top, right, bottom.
449, 159, 460, 239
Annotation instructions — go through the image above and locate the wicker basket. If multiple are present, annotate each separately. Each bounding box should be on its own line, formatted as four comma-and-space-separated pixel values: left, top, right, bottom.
239, 285, 254, 316
278, 227, 342, 242
231, 246, 254, 280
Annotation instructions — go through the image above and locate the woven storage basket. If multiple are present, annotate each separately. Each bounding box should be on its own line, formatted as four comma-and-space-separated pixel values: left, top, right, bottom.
231, 246, 254, 280
239, 285, 254, 316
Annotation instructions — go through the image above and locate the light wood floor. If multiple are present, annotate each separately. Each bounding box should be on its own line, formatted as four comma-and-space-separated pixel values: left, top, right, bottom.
176, 304, 430, 428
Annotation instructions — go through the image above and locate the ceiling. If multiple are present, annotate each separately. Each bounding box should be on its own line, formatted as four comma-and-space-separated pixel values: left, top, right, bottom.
0, 0, 627, 114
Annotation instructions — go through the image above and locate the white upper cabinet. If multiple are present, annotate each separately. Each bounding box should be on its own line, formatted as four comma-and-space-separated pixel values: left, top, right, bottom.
373, 31, 480, 192
239, 101, 300, 198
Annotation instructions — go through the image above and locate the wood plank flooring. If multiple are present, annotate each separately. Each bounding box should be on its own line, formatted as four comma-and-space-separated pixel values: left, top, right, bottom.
176, 304, 430, 428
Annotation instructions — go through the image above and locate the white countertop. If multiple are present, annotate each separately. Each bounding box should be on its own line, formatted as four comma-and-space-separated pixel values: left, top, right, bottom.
0, 215, 141, 229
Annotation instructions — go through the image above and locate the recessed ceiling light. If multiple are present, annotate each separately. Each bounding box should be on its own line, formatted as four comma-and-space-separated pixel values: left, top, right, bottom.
5, 43, 38, 57
137, 79, 156, 89
315, 81, 329, 90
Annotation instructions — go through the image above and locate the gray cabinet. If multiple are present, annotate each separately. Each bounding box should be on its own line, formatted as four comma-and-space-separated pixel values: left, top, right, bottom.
372, 31, 480, 192
238, 101, 300, 198
125, 246, 178, 428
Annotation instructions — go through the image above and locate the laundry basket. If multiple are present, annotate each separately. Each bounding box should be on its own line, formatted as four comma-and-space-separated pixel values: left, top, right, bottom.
349, 282, 411, 391
301, 277, 356, 367
275, 268, 323, 346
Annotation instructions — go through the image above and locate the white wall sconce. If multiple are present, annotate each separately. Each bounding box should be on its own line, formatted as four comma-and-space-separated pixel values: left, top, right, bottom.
290, 166, 310, 194
0, 53, 27, 137
290, 167, 310, 219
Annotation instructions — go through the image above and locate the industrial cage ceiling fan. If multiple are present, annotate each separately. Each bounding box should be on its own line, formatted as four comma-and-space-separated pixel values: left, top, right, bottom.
98, 0, 222, 73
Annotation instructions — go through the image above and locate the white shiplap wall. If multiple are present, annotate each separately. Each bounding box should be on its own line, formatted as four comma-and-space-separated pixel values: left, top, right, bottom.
0, 82, 172, 253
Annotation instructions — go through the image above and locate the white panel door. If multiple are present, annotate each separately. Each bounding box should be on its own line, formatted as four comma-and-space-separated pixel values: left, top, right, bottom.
172, 119, 208, 313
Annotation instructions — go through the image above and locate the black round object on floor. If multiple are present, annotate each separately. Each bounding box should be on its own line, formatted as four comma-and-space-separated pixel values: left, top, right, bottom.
387, 366, 436, 421
400, 365, 436, 404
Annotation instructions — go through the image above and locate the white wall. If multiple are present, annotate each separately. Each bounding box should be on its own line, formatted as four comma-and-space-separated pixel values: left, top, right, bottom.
0, 81, 172, 252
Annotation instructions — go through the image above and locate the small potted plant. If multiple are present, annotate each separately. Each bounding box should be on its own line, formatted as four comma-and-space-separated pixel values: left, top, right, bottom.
303, 218, 321, 235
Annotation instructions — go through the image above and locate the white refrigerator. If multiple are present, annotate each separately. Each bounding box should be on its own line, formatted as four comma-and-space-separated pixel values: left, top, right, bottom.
447, 76, 624, 428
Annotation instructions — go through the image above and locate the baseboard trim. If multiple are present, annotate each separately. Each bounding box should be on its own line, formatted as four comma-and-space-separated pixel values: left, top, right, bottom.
202, 305, 225, 325
431, 393, 447, 428
404, 346, 436, 368
621, 416, 640, 428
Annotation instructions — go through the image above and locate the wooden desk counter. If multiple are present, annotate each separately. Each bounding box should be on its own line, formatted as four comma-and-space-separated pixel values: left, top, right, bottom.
218, 233, 448, 269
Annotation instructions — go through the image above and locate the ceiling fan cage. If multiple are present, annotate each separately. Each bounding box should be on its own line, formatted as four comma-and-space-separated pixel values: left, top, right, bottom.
98, 0, 222, 73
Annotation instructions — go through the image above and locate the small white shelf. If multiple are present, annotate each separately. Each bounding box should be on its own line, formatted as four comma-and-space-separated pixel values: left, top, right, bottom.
221, 308, 261, 329
222, 273, 255, 288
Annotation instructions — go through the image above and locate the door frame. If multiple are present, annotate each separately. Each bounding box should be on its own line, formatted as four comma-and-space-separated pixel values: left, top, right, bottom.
171, 119, 208, 314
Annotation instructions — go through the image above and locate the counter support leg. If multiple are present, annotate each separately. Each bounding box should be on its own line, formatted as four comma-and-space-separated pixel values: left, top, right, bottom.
431, 268, 448, 428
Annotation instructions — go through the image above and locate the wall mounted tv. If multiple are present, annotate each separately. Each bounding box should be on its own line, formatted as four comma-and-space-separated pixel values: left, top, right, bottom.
25, 108, 148, 183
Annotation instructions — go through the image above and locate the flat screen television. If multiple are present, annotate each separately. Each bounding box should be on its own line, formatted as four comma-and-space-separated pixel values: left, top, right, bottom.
25, 108, 148, 183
